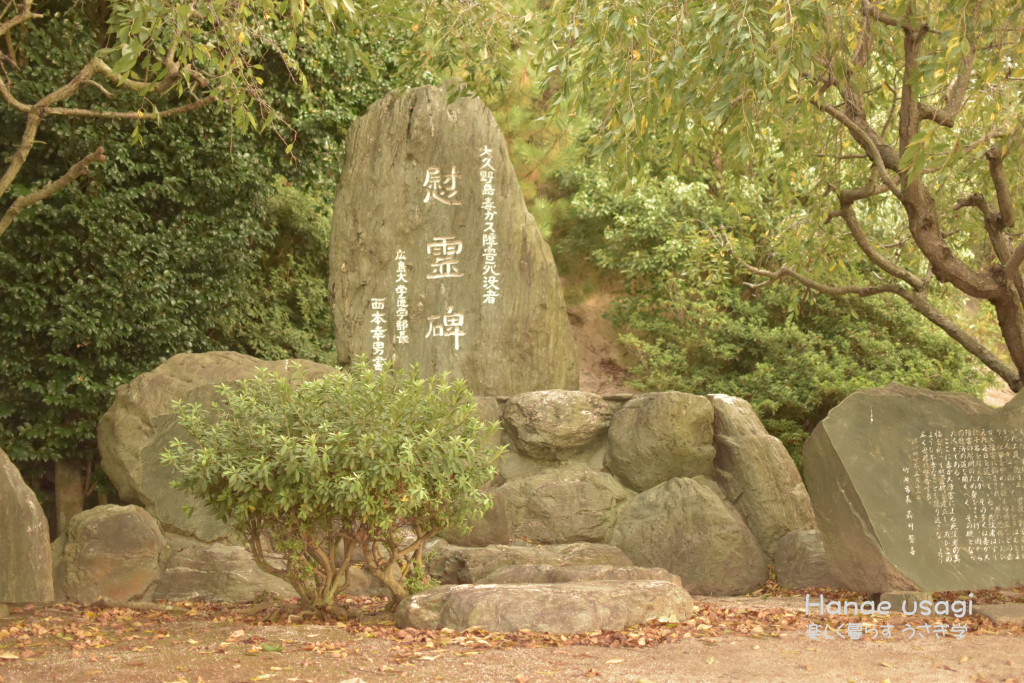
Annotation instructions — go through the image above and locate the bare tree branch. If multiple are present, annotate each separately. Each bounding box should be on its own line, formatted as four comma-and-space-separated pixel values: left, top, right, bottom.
741, 262, 904, 297
0, 109, 40, 197
987, 144, 1016, 230
0, 1, 41, 39
47, 95, 216, 120
0, 146, 107, 239
918, 39, 977, 127
954, 192, 997, 225
0, 73, 31, 112
861, 0, 900, 28
895, 288, 1022, 391
837, 200, 927, 290
815, 100, 903, 198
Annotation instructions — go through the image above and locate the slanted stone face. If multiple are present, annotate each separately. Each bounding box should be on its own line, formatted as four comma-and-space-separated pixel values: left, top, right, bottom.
707, 394, 817, 561
329, 85, 579, 396
0, 447, 53, 603
426, 541, 633, 585
774, 530, 835, 590
803, 384, 1024, 593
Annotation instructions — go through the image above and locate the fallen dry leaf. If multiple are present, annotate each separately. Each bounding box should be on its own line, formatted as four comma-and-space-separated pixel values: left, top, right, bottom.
0, 652, 18, 661
515, 675, 529, 683
880, 662, 893, 668
605, 659, 625, 664
960, 655, 970, 663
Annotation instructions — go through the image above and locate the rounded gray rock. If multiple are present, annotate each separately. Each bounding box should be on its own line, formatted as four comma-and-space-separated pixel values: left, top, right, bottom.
502, 390, 615, 462
499, 466, 634, 544
606, 392, 716, 492
54, 505, 164, 604
440, 487, 514, 547
609, 477, 768, 596
150, 534, 298, 602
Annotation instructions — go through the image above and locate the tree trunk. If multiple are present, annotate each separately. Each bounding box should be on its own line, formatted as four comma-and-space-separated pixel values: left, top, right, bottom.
992, 291, 1024, 391
54, 459, 84, 536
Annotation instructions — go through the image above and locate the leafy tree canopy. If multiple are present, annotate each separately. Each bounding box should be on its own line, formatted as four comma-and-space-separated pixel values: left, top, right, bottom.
1, 0, 527, 234
539, 0, 1024, 390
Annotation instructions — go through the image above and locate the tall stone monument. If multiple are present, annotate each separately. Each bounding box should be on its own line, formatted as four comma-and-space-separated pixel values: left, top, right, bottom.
804, 384, 1024, 593
329, 86, 579, 395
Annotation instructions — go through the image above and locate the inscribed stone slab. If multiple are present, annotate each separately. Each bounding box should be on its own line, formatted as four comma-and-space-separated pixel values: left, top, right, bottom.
803, 384, 1024, 593
329, 85, 578, 395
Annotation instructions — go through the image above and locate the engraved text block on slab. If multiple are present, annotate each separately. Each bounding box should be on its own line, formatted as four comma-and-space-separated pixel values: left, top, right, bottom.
803, 384, 1024, 593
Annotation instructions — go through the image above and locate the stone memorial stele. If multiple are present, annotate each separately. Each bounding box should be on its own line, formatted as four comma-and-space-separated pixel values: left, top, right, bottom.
329, 85, 579, 395
803, 383, 1024, 593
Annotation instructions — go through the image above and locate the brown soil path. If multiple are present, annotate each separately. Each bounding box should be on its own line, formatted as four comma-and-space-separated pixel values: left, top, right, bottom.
3, 594, 1022, 683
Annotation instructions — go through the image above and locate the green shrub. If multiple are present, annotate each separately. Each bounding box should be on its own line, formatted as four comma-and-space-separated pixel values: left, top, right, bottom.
567, 171, 991, 463
161, 359, 502, 612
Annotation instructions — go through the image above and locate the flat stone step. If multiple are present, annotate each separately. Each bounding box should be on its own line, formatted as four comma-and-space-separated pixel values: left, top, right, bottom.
396, 580, 693, 633
426, 542, 632, 585
480, 563, 681, 587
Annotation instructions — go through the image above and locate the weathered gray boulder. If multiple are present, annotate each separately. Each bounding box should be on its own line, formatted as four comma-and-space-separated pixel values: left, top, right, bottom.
804, 384, 1024, 593
53, 505, 164, 603
501, 391, 615, 462
774, 530, 835, 589
329, 85, 579, 396
499, 466, 634, 544
1, 447, 53, 603
150, 535, 297, 602
396, 580, 692, 633
606, 393, 716, 492
707, 394, 816, 561
98, 351, 336, 540
609, 477, 768, 596
426, 541, 632, 585
440, 487, 513, 547
480, 564, 682, 587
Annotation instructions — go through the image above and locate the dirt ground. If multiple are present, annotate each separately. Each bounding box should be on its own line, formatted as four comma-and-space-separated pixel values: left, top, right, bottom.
3, 590, 1023, 683
565, 291, 638, 396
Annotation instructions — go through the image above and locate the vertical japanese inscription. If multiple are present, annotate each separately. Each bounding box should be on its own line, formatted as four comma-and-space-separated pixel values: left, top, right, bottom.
906, 429, 1024, 564
370, 298, 387, 371
480, 146, 500, 305
421, 161, 468, 351
394, 250, 409, 345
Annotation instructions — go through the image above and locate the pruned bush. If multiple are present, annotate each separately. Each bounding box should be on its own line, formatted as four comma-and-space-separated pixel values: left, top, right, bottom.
161, 359, 502, 612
